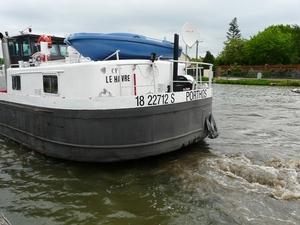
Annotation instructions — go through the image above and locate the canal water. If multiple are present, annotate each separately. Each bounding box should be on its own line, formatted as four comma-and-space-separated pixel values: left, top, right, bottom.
0, 84, 299, 225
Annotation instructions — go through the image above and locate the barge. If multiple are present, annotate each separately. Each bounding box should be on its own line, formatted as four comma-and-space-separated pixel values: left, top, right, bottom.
0, 32, 217, 162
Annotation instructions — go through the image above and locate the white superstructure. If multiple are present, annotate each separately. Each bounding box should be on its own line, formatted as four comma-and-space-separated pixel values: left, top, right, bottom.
1, 58, 213, 110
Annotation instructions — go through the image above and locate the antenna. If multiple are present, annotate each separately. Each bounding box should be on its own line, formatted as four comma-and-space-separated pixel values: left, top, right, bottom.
20, 26, 32, 35
181, 23, 200, 48
181, 23, 202, 60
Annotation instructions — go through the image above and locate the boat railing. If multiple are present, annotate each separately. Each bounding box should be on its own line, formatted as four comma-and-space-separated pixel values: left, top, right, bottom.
103, 50, 120, 61
170, 59, 214, 89
111, 60, 213, 95
114, 63, 157, 95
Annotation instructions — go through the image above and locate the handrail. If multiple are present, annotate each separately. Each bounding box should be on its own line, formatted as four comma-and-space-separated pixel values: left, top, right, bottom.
103, 50, 120, 61
9, 70, 64, 75
117, 62, 156, 95
171, 60, 213, 88
169, 59, 213, 67
113, 59, 213, 95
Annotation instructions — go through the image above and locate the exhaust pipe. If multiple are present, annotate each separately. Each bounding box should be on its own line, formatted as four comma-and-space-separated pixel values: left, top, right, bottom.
0, 32, 11, 71
173, 33, 179, 81
0, 32, 10, 90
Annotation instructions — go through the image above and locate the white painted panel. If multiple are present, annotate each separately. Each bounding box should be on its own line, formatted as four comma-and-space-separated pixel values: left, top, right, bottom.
0, 87, 212, 110
2, 59, 213, 110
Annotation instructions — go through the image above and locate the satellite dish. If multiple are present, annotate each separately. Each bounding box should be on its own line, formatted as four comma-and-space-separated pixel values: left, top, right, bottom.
181, 23, 200, 48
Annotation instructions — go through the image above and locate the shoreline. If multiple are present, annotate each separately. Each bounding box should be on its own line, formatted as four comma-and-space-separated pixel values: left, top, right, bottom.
214, 78, 300, 87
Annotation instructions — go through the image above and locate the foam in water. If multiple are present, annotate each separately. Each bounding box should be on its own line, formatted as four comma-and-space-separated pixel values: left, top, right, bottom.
208, 155, 300, 200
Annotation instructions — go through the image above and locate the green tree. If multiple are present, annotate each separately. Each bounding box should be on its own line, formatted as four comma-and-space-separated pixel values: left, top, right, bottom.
217, 24, 300, 65
216, 38, 248, 65
292, 25, 300, 63
246, 25, 298, 65
203, 51, 215, 64
227, 17, 241, 41
216, 17, 245, 66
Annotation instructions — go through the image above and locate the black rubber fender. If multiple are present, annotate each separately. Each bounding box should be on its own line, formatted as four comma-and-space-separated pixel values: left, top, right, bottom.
205, 114, 219, 139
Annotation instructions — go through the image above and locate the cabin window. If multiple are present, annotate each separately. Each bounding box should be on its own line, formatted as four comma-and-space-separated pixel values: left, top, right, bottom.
8, 40, 20, 56
12, 76, 21, 90
50, 44, 59, 56
59, 45, 68, 57
43, 75, 58, 94
33, 43, 40, 53
22, 39, 31, 56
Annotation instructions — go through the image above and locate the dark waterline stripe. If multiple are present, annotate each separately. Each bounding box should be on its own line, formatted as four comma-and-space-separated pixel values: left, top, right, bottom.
0, 122, 203, 149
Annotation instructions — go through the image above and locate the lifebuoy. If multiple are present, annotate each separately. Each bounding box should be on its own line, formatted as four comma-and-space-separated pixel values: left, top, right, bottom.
37, 35, 52, 48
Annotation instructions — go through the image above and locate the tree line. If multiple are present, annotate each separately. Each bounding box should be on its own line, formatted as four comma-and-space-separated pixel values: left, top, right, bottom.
202, 18, 300, 66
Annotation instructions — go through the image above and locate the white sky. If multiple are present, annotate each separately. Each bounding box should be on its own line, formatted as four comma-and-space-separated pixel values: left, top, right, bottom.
1, 0, 300, 58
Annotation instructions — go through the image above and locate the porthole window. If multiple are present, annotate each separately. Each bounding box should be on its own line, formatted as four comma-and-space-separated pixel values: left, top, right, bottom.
12, 76, 21, 90
43, 75, 58, 94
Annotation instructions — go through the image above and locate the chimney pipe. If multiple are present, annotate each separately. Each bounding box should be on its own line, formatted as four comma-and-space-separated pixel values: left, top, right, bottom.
173, 33, 179, 81
1, 36, 11, 69
0, 33, 11, 86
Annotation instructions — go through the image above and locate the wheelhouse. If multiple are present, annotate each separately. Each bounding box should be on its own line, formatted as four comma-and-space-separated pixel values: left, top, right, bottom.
7, 34, 67, 65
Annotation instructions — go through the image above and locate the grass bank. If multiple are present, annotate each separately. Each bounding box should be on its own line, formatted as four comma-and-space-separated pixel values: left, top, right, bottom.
214, 78, 300, 87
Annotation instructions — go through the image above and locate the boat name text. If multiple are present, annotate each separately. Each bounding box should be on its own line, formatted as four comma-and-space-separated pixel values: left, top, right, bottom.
186, 89, 208, 101
105, 74, 131, 83
135, 93, 175, 107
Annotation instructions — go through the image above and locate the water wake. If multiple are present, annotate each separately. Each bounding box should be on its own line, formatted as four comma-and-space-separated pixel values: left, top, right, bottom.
208, 155, 300, 200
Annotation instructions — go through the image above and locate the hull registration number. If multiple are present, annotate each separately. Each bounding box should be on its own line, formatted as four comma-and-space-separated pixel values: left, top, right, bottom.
135, 89, 209, 107
135, 93, 175, 107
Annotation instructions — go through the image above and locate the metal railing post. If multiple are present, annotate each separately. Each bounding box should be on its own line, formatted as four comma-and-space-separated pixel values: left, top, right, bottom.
152, 63, 156, 93
209, 65, 213, 88
103, 50, 120, 61
199, 66, 202, 87
196, 64, 198, 88
116, 51, 120, 60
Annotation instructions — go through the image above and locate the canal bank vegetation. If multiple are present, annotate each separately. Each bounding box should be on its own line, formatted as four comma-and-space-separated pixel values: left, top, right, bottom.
200, 18, 300, 84
215, 19, 300, 66
216, 64, 300, 79
214, 78, 300, 86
